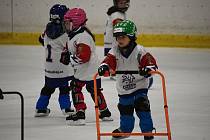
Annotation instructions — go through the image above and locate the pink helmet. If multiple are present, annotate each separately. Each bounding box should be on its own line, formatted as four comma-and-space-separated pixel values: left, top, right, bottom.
64, 8, 87, 30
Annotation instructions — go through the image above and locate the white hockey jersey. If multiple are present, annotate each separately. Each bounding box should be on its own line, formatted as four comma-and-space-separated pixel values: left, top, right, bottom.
108, 45, 149, 96
104, 12, 126, 49
44, 33, 74, 78
67, 30, 100, 81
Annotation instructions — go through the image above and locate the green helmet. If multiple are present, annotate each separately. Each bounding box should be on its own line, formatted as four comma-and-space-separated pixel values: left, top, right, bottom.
113, 20, 137, 38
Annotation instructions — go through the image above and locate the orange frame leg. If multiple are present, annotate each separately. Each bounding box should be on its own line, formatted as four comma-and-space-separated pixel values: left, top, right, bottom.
93, 70, 172, 140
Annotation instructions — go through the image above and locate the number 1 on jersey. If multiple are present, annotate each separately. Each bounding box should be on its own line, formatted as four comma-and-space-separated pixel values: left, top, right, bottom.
46, 44, 52, 62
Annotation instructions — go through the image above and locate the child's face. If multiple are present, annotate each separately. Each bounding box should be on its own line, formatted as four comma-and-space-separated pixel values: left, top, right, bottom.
64, 20, 73, 32
117, 0, 129, 9
116, 35, 130, 48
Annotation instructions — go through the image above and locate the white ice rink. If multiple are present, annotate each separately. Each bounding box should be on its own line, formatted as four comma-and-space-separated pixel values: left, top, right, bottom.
0, 45, 210, 140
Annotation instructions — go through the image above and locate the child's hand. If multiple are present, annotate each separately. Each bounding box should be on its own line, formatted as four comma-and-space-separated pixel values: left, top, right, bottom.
60, 50, 70, 65
98, 63, 110, 77
139, 65, 157, 78
38, 35, 44, 46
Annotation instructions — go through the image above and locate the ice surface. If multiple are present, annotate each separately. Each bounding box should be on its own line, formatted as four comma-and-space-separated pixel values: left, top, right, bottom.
0, 45, 210, 140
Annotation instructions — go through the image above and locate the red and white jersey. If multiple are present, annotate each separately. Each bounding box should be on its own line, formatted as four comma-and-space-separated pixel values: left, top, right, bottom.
67, 29, 100, 81
104, 12, 126, 49
103, 45, 157, 96
44, 33, 74, 78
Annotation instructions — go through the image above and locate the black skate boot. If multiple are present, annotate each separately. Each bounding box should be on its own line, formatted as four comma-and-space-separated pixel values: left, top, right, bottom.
34, 108, 50, 117
112, 128, 129, 140
99, 108, 113, 121
66, 110, 85, 125
62, 108, 75, 116
144, 129, 155, 140
144, 136, 154, 140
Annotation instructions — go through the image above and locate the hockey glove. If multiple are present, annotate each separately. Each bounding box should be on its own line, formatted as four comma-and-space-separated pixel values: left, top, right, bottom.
139, 65, 157, 78
69, 54, 83, 67
60, 50, 70, 65
98, 63, 110, 77
38, 35, 44, 46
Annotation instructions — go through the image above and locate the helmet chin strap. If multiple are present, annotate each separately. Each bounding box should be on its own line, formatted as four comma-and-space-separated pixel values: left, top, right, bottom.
72, 26, 82, 32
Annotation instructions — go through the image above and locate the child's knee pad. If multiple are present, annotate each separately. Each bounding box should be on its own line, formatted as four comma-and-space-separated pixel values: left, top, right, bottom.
118, 103, 134, 116
134, 96, 150, 112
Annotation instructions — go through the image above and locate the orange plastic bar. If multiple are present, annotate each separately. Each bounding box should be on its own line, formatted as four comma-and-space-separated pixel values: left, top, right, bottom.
93, 73, 101, 140
149, 71, 172, 140
100, 132, 168, 136
93, 71, 172, 140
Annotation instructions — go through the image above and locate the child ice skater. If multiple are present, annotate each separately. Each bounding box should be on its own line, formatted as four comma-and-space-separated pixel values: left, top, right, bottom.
98, 20, 158, 140
35, 4, 74, 117
104, 0, 130, 56
60, 8, 112, 125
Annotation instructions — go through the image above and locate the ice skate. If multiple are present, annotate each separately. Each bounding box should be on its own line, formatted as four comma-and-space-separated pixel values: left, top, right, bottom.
66, 110, 85, 125
34, 108, 50, 117
112, 128, 130, 140
144, 136, 154, 140
99, 108, 113, 121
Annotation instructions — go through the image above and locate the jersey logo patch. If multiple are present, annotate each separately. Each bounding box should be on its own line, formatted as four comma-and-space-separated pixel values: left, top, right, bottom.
122, 74, 136, 90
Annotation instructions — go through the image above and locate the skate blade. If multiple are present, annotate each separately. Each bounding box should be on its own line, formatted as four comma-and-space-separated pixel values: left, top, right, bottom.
101, 117, 114, 121
111, 136, 129, 140
66, 119, 85, 126
34, 113, 50, 117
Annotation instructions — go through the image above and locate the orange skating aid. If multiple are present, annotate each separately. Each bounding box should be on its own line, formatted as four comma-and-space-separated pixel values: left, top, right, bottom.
93, 70, 172, 140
